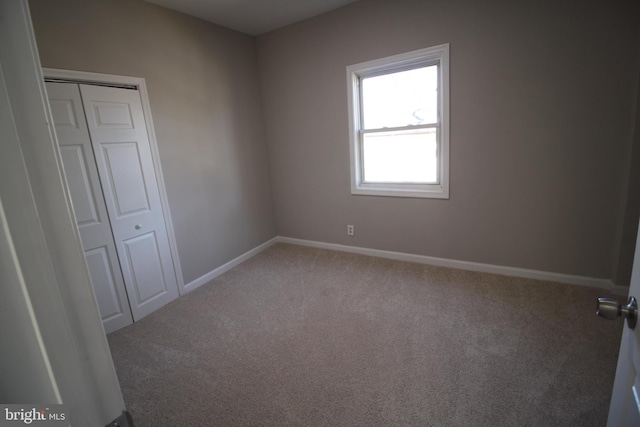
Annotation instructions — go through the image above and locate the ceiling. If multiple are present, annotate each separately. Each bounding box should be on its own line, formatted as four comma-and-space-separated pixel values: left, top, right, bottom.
144, 0, 359, 36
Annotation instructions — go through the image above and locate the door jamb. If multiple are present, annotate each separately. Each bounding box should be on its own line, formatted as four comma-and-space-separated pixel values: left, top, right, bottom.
42, 68, 186, 296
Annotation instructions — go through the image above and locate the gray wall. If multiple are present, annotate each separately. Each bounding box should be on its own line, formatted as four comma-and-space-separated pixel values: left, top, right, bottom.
614, 38, 640, 287
257, 0, 640, 281
29, 0, 276, 285
28, 0, 640, 285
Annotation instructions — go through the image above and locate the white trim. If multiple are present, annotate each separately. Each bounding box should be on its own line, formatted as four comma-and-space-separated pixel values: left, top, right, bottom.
1, 2, 124, 422
184, 237, 279, 292
42, 68, 186, 295
276, 236, 622, 293
44, 68, 143, 87
0, 54, 62, 406
176, 233, 626, 298
346, 44, 450, 199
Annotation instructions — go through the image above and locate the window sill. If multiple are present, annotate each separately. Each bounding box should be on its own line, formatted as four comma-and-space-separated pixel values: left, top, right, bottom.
351, 185, 449, 199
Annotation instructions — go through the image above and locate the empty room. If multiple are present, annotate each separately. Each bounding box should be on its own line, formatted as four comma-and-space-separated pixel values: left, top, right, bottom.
2, 0, 640, 425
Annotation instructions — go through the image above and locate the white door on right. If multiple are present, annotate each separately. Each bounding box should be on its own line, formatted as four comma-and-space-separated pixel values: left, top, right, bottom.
607, 219, 640, 426
79, 84, 179, 321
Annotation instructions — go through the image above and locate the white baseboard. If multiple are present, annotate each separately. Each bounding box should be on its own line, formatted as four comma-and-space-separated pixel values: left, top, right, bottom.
182, 235, 628, 296
276, 236, 626, 295
183, 237, 279, 293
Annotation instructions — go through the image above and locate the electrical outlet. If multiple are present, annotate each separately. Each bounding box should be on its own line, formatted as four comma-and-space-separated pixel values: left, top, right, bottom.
347, 224, 355, 236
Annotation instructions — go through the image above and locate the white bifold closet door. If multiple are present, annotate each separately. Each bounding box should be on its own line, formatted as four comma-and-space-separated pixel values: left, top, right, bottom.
46, 82, 179, 333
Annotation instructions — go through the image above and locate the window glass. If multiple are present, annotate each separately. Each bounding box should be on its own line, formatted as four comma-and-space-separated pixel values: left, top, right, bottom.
362, 128, 437, 183
362, 65, 438, 129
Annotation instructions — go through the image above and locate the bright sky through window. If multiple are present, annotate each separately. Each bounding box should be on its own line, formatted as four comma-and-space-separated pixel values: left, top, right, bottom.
360, 65, 438, 183
362, 66, 438, 129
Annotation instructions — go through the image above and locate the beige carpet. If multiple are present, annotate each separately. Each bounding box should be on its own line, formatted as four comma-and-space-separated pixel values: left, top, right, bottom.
107, 243, 623, 426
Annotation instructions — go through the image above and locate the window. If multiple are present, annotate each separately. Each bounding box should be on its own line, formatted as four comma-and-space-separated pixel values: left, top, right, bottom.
346, 44, 449, 199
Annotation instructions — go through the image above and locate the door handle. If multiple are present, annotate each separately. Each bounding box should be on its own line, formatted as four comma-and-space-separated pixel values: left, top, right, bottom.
135, 224, 142, 230
596, 296, 637, 329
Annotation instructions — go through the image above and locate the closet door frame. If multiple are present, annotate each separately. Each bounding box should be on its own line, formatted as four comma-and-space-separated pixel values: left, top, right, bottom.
43, 68, 186, 297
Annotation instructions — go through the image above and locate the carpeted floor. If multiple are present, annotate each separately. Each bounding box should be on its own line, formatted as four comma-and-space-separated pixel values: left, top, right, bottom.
107, 243, 623, 426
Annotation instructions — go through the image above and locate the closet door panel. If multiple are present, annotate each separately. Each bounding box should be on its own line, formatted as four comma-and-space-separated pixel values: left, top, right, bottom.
58, 144, 100, 227
85, 246, 126, 322
122, 231, 168, 306
80, 84, 179, 321
101, 142, 150, 216
46, 82, 133, 333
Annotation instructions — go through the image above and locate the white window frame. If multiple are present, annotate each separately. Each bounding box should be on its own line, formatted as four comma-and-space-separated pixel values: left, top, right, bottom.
347, 44, 450, 199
